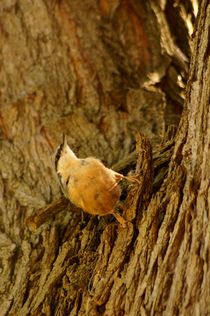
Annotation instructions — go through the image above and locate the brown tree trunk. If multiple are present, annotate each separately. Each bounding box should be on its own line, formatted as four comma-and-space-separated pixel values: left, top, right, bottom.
0, 0, 209, 315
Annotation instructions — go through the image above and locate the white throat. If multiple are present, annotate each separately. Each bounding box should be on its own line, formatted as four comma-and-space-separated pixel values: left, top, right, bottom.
57, 146, 78, 178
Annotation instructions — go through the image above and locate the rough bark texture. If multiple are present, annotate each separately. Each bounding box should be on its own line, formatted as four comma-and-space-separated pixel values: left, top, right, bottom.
0, 0, 209, 315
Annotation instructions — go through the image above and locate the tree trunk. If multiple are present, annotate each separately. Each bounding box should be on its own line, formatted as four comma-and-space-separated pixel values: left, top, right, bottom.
0, 0, 209, 315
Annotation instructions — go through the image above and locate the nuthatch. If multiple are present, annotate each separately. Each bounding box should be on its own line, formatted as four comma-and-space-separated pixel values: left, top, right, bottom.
55, 136, 139, 227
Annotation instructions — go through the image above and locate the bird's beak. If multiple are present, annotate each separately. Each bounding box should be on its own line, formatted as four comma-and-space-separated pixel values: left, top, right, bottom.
63, 134, 68, 147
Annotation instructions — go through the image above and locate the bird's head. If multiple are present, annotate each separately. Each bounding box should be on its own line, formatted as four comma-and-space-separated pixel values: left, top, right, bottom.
54, 134, 77, 174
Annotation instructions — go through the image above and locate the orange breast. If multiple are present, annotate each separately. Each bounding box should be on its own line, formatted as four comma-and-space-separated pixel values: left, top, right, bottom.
67, 159, 121, 215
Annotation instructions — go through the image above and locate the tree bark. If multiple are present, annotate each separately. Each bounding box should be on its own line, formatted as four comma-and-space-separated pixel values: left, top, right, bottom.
0, 0, 209, 315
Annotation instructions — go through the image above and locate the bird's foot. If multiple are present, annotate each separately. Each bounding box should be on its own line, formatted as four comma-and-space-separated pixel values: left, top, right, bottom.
113, 211, 127, 228
112, 170, 140, 185
123, 174, 141, 185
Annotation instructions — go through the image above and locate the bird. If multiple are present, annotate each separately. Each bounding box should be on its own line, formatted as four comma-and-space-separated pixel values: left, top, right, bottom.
54, 135, 139, 227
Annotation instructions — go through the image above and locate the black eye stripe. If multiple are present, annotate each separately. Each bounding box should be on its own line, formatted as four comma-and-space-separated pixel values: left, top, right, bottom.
55, 144, 63, 171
